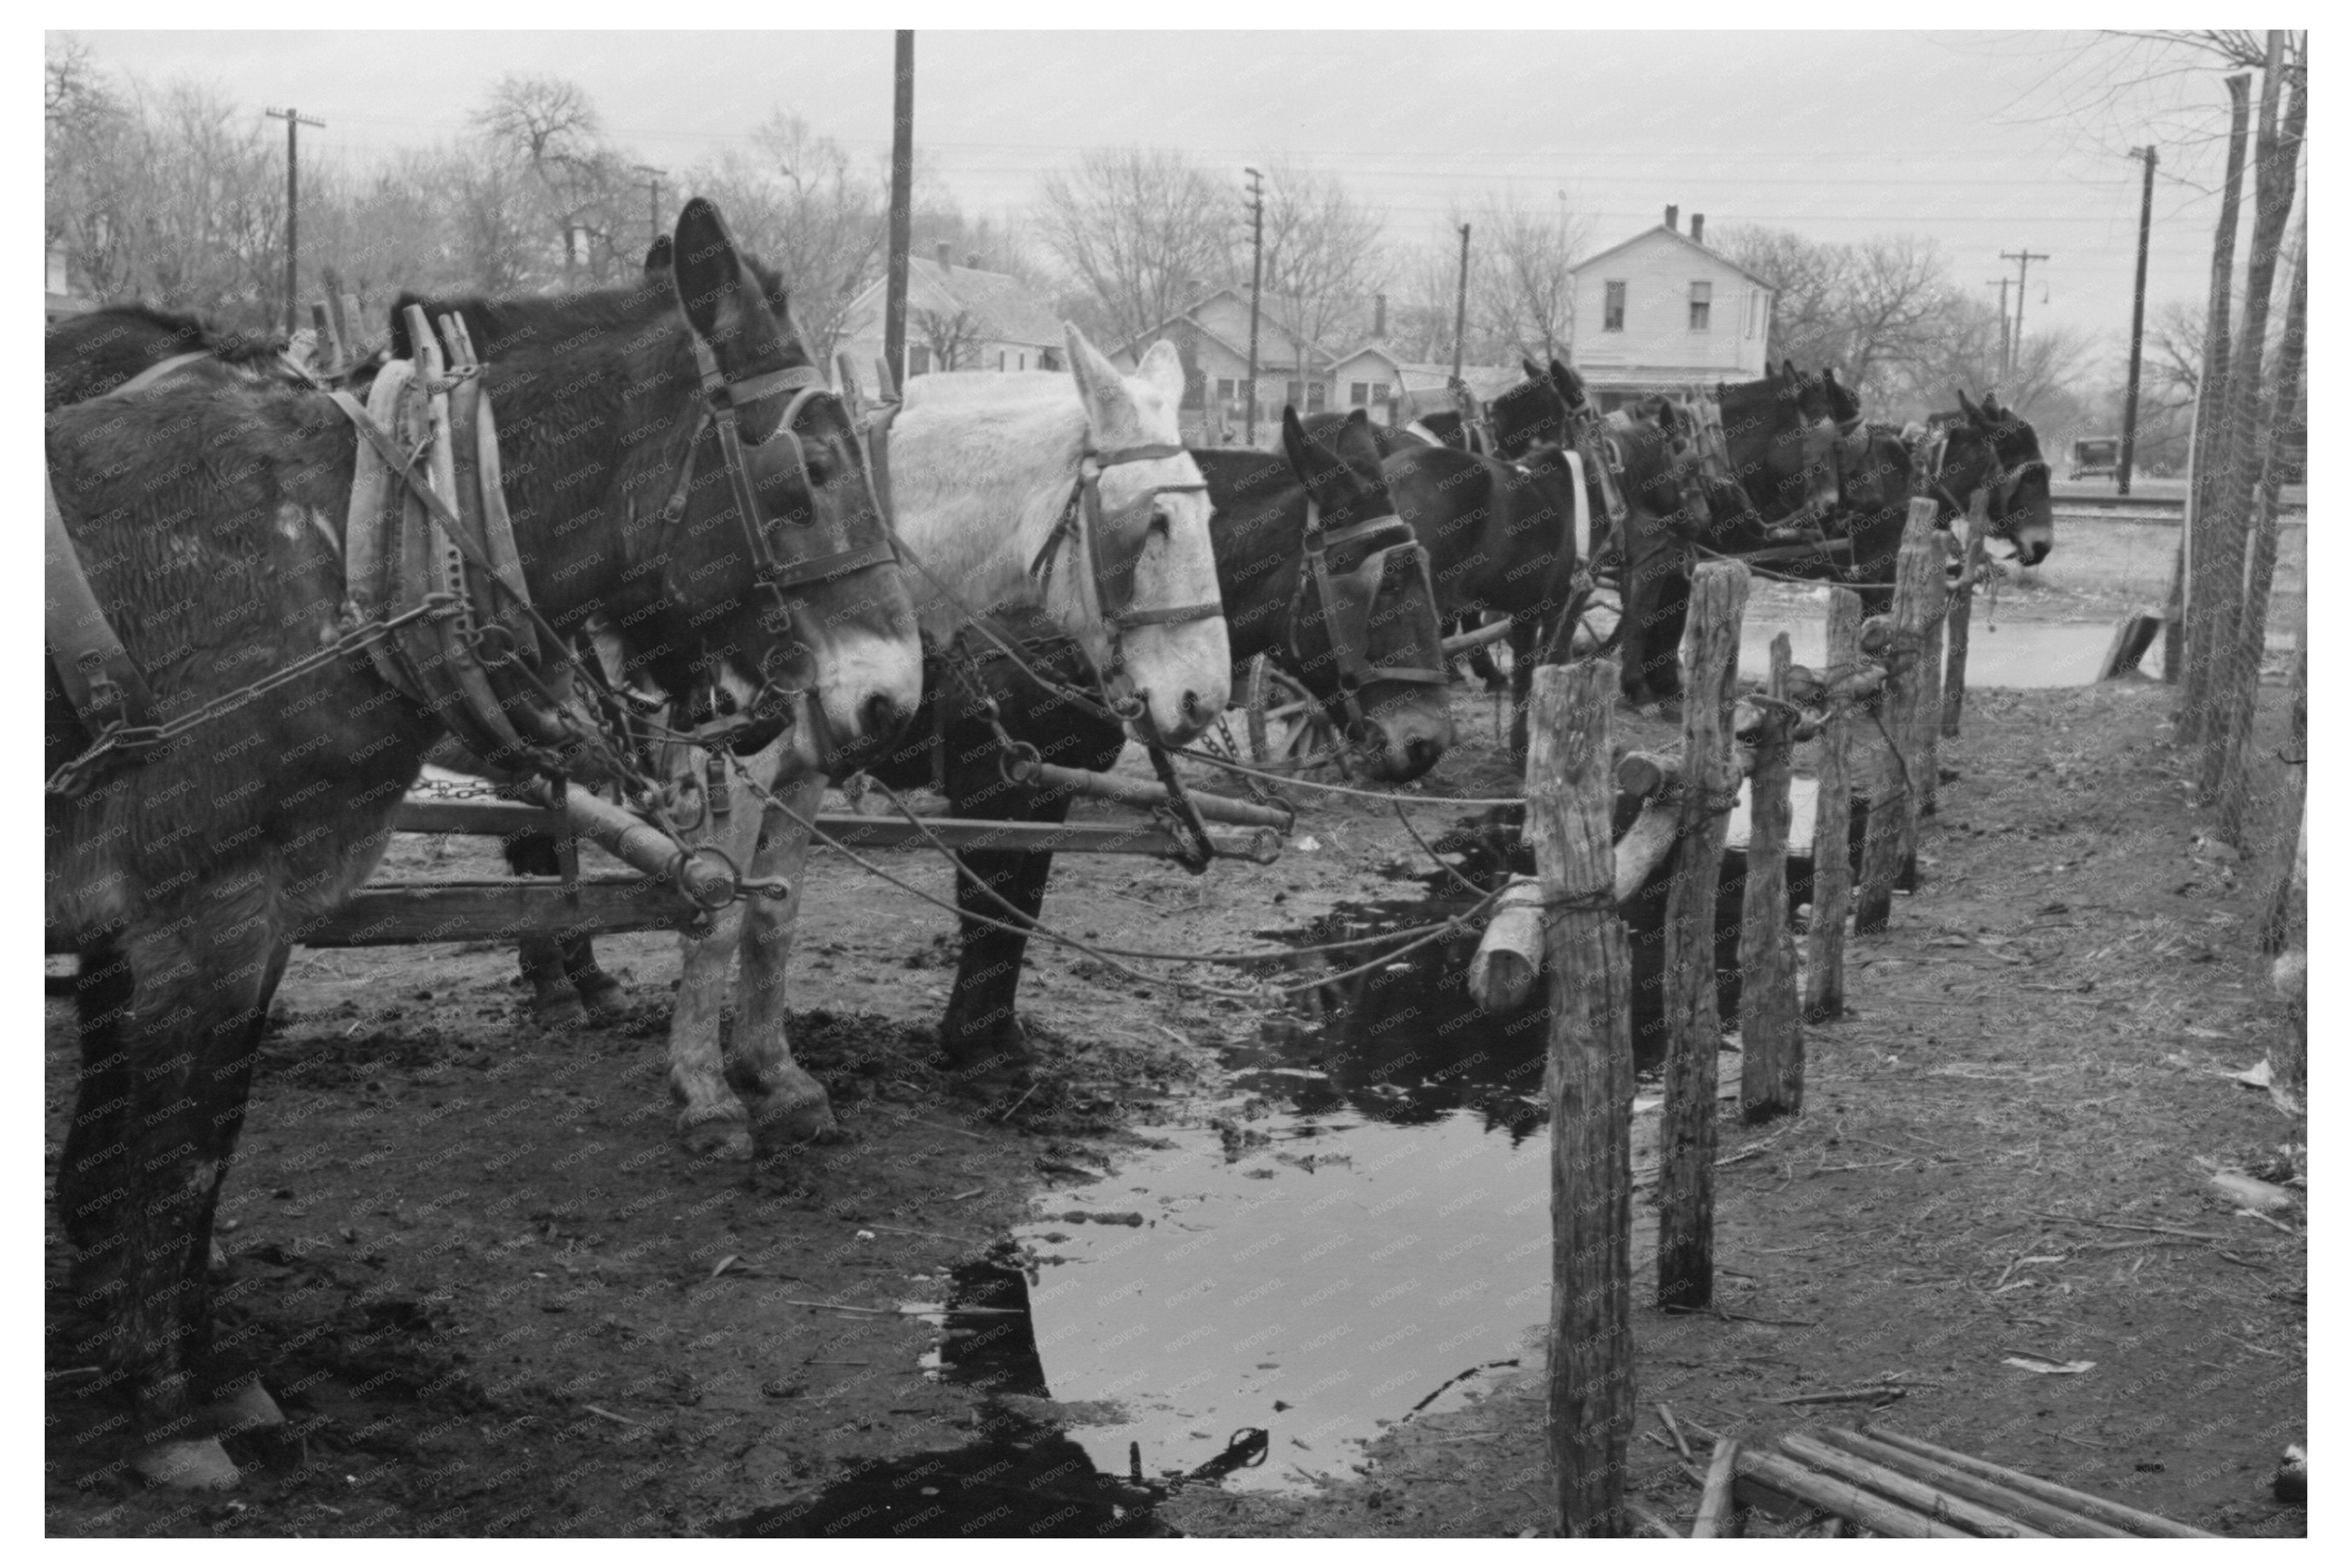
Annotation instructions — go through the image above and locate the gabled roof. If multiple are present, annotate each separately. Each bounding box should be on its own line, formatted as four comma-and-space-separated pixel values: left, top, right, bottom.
1571, 225, 1778, 292
1120, 288, 1331, 369
845, 257, 1063, 349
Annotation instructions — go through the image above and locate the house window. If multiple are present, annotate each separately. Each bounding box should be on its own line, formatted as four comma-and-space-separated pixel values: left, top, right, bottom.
1017, 351, 1026, 371
907, 345, 931, 377
1307, 381, 1327, 412
997, 350, 1007, 371
1350, 381, 1370, 407
1217, 378, 1237, 404
1603, 281, 1626, 332
1689, 281, 1712, 332
1371, 382, 1390, 405
1286, 380, 1303, 406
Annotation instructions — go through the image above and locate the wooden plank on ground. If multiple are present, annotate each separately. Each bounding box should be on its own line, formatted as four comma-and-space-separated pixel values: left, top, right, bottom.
295, 877, 703, 948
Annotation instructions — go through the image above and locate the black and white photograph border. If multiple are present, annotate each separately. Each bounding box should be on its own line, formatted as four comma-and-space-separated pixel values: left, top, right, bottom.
32, 5, 2316, 1542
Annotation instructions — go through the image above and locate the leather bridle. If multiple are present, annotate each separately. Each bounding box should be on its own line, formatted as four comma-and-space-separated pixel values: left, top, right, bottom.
1026, 441, 1222, 707
1284, 498, 1449, 741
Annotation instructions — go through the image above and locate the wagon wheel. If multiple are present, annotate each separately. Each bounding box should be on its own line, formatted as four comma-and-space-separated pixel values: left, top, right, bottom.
1245, 654, 1342, 775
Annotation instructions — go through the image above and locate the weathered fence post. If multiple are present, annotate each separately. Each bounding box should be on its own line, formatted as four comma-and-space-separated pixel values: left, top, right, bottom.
1659, 559, 1747, 1310
1805, 589, 1863, 1018
1941, 494, 1988, 737
1913, 532, 1950, 826
1857, 500, 1942, 934
1741, 634, 1803, 1121
1528, 660, 1635, 1538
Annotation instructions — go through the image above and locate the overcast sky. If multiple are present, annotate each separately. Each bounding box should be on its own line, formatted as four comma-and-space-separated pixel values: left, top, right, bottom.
64, 27, 2276, 366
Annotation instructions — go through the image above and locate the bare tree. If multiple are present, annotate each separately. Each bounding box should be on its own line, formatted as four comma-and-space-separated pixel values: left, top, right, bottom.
1034, 147, 1235, 345
471, 74, 633, 284
1711, 224, 1849, 371
911, 307, 984, 373
1257, 157, 1388, 407
685, 111, 886, 364
1460, 192, 1587, 365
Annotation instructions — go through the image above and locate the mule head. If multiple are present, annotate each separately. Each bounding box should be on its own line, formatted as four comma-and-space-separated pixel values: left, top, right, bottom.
1060, 324, 1230, 747
1280, 406, 1452, 782
1488, 359, 1573, 460
1951, 389, 2053, 566
1625, 399, 1714, 525
666, 198, 921, 773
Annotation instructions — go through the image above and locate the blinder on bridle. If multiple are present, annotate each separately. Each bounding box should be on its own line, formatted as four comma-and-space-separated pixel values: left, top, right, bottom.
656, 336, 903, 737
1287, 500, 1449, 741
1030, 442, 1223, 713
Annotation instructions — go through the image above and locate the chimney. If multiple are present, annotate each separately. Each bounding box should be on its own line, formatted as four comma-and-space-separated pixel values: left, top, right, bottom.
1373, 293, 1388, 339
1664, 205, 1678, 232
967, 252, 982, 269
1690, 213, 1705, 245
935, 242, 952, 271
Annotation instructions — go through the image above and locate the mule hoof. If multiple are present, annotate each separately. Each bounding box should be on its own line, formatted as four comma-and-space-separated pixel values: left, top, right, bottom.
756, 1094, 840, 1148
530, 992, 587, 1030
576, 978, 628, 1021
134, 1437, 241, 1491
208, 1380, 285, 1435
680, 1116, 755, 1163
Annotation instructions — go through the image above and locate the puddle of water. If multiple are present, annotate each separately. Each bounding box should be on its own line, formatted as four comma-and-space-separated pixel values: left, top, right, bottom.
1740, 604, 2160, 688
1017, 1100, 1555, 1492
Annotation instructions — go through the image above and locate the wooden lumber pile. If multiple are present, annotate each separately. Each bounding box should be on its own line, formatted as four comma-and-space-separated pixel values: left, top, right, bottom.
1674, 1423, 2215, 1539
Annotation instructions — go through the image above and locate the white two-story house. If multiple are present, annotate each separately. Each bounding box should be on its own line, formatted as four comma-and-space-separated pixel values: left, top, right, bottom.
1567, 207, 1774, 413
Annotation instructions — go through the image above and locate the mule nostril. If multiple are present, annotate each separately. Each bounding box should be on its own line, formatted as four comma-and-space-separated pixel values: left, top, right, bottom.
1406, 736, 1440, 773
1181, 689, 1207, 723
862, 692, 907, 742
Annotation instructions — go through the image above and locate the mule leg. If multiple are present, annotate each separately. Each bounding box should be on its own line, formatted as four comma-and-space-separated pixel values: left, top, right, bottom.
506, 834, 584, 1024
936, 814, 1064, 1097
60, 894, 282, 1491
517, 934, 584, 1026
666, 767, 769, 1162
561, 937, 626, 1019
722, 774, 839, 1153
1508, 617, 1539, 762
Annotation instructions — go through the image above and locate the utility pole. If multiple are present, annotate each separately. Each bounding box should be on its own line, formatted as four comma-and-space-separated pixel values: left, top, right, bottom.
1243, 166, 1266, 445
264, 107, 323, 338
883, 30, 914, 395
2118, 146, 2158, 495
1451, 222, 1472, 384
1984, 278, 2011, 382
2001, 246, 2050, 374
631, 164, 667, 254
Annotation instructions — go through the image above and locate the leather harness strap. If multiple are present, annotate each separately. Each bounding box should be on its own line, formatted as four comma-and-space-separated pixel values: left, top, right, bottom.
45, 473, 155, 735
106, 350, 213, 399
1029, 441, 1222, 632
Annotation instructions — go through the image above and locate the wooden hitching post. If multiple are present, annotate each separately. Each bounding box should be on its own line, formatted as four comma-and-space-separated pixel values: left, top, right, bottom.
1856, 500, 1941, 934
1804, 588, 1862, 1020
1740, 632, 1802, 1121
1658, 559, 1747, 1310
1942, 491, 1988, 738
1528, 660, 1635, 1538
1912, 529, 1949, 826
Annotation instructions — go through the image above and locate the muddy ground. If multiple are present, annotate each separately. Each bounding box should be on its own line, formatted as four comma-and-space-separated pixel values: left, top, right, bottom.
45, 565, 2307, 1537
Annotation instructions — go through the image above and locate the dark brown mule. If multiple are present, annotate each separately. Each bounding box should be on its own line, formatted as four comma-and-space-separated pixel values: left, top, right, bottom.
1692, 360, 1846, 551
847, 405, 1448, 1095
1840, 390, 2054, 615
1318, 366, 1587, 759
45, 198, 917, 1490
43, 303, 295, 411
1586, 399, 1712, 707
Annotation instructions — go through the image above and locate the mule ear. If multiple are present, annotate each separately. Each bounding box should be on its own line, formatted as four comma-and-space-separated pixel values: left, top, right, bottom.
644, 234, 673, 276
1344, 405, 1371, 433
1782, 358, 1798, 384
1136, 336, 1187, 409
1956, 388, 1985, 425
672, 198, 763, 356
1062, 323, 1132, 430
1280, 405, 1317, 481
1522, 355, 1545, 381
